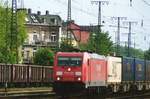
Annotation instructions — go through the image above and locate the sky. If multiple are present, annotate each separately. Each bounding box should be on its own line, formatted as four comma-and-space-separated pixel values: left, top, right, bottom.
17, 0, 150, 50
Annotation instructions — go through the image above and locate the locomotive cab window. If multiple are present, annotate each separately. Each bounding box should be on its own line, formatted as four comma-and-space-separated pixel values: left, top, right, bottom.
58, 57, 82, 66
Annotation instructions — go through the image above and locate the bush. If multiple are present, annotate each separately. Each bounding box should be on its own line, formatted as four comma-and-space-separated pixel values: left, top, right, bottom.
33, 48, 54, 66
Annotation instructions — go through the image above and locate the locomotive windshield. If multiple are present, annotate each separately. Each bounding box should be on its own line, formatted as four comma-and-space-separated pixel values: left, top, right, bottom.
58, 57, 82, 66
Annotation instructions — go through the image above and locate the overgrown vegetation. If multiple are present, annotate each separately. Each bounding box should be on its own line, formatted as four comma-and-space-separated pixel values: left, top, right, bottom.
0, 2, 27, 63
145, 48, 150, 60
59, 40, 79, 52
79, 31, 113, 55
33, 48, 54, 66
114, 45, 144, 59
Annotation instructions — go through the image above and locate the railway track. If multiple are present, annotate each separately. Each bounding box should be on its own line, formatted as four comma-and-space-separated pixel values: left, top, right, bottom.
0, 87, 54, 98
106, 91, 150, 99
1, 87, 150, 99
56, 90, 150, 99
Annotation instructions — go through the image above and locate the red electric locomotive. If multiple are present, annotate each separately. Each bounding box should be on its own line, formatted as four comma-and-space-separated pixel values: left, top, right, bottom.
53, 52, 107, 95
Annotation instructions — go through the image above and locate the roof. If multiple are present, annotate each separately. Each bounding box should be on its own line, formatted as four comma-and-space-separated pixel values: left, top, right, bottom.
80, 25, 99, 32
65, 22, 90, 44
25, 10, 62, 26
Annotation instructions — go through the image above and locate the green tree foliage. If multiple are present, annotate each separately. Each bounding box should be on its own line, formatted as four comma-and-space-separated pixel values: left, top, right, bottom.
59, 40, 79, 52
0, 2, 27, 63
34, 48, 54, 66
144, 48, 150, 60
17, 10, 27, 46
79, 31, 113, 55
0, 3, 11, 63
113, 45, 144, 59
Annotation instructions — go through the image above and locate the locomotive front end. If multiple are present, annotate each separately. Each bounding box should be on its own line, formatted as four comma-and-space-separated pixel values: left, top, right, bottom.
53, 52, 85, 95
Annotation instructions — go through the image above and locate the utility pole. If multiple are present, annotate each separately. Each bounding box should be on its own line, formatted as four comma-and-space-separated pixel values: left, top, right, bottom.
67, 0, 72, 45
11, 0, 18, 63
67, 0, 71, 21
117, 17, 120, 55
111, 17, 127, 56
91, 0, 108, 53
128, 22, 132, 56
4, 0, 9, 54
123, 21, 137, 57
18, 0, 24, 9
91, 0, 109, 32
4, 0, 9, 95
130, 0, 132, 7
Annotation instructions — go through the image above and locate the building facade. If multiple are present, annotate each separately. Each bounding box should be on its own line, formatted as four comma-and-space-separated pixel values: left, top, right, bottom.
22, 9, 62, 63
22, 9, 97, 64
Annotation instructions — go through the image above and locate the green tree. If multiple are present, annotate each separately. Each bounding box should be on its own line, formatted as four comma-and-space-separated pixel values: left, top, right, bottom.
0, 2, 27, 63
34, 48, 54, 66
0, 3, 11, 63
59, 40, 79, 52
144, 48, 150, 60
79, 31, 113, 55
114, 45, 144, 59
17, 10, 27, 46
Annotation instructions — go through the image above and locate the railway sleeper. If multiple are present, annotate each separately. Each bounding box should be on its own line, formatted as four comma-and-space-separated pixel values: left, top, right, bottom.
138, 83, 144, 91
114, 84, 120, 93
145, 83, 150, 90
123, 84, 130, 92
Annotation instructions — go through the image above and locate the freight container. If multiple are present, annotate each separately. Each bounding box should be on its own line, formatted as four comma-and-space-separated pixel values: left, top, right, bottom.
87, 54, 107, 86
122, 57, 134, 82
107, 56, 122, 83
145, 60, 150, 81
134, 58, 145, 81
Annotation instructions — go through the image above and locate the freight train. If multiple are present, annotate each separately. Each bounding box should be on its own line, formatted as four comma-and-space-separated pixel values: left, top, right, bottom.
53, 52, 150, 95
0, 64, 53, 87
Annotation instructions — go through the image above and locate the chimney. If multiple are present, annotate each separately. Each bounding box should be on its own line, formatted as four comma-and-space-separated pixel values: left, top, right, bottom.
28, 8, 31, 14
37, 11, 41, 15
46, 10, 49, 15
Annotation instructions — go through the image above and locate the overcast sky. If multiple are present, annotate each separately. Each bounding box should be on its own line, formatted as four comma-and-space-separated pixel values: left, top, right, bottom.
18, 0, 150, 50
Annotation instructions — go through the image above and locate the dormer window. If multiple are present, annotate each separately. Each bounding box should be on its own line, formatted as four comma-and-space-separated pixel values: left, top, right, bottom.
31, 15, 38, 23
51, 18, 55, 23
50, 18, 57, 25
42, 18, 46, 23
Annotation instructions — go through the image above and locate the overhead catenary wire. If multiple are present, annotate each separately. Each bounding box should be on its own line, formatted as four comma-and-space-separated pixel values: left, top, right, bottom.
141, 0, 150, 7
53, 0, 150, 34
49, 0, 150, 25
55, 0, 98, 17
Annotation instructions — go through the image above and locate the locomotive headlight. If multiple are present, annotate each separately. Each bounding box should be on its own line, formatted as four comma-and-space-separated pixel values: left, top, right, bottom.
68, 68, 71, 71
75, 72, 81, 76
57, 77, 60, 80
78, 77, 81, 81
56, 71, 63, 76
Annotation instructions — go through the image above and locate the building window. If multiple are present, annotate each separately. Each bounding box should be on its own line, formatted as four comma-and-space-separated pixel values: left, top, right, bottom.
42, 18, 46, 23
50, 18, 57, 25
26, 51, 30, 59
33, 31, 37, 33
33, 47, 37, 51
33, 52, 36, 57
33, 35, 38, 41
50, 32, 57, 42
22, 51, 24, 57
51, 18, 55, 24
31, 15, 38, 23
